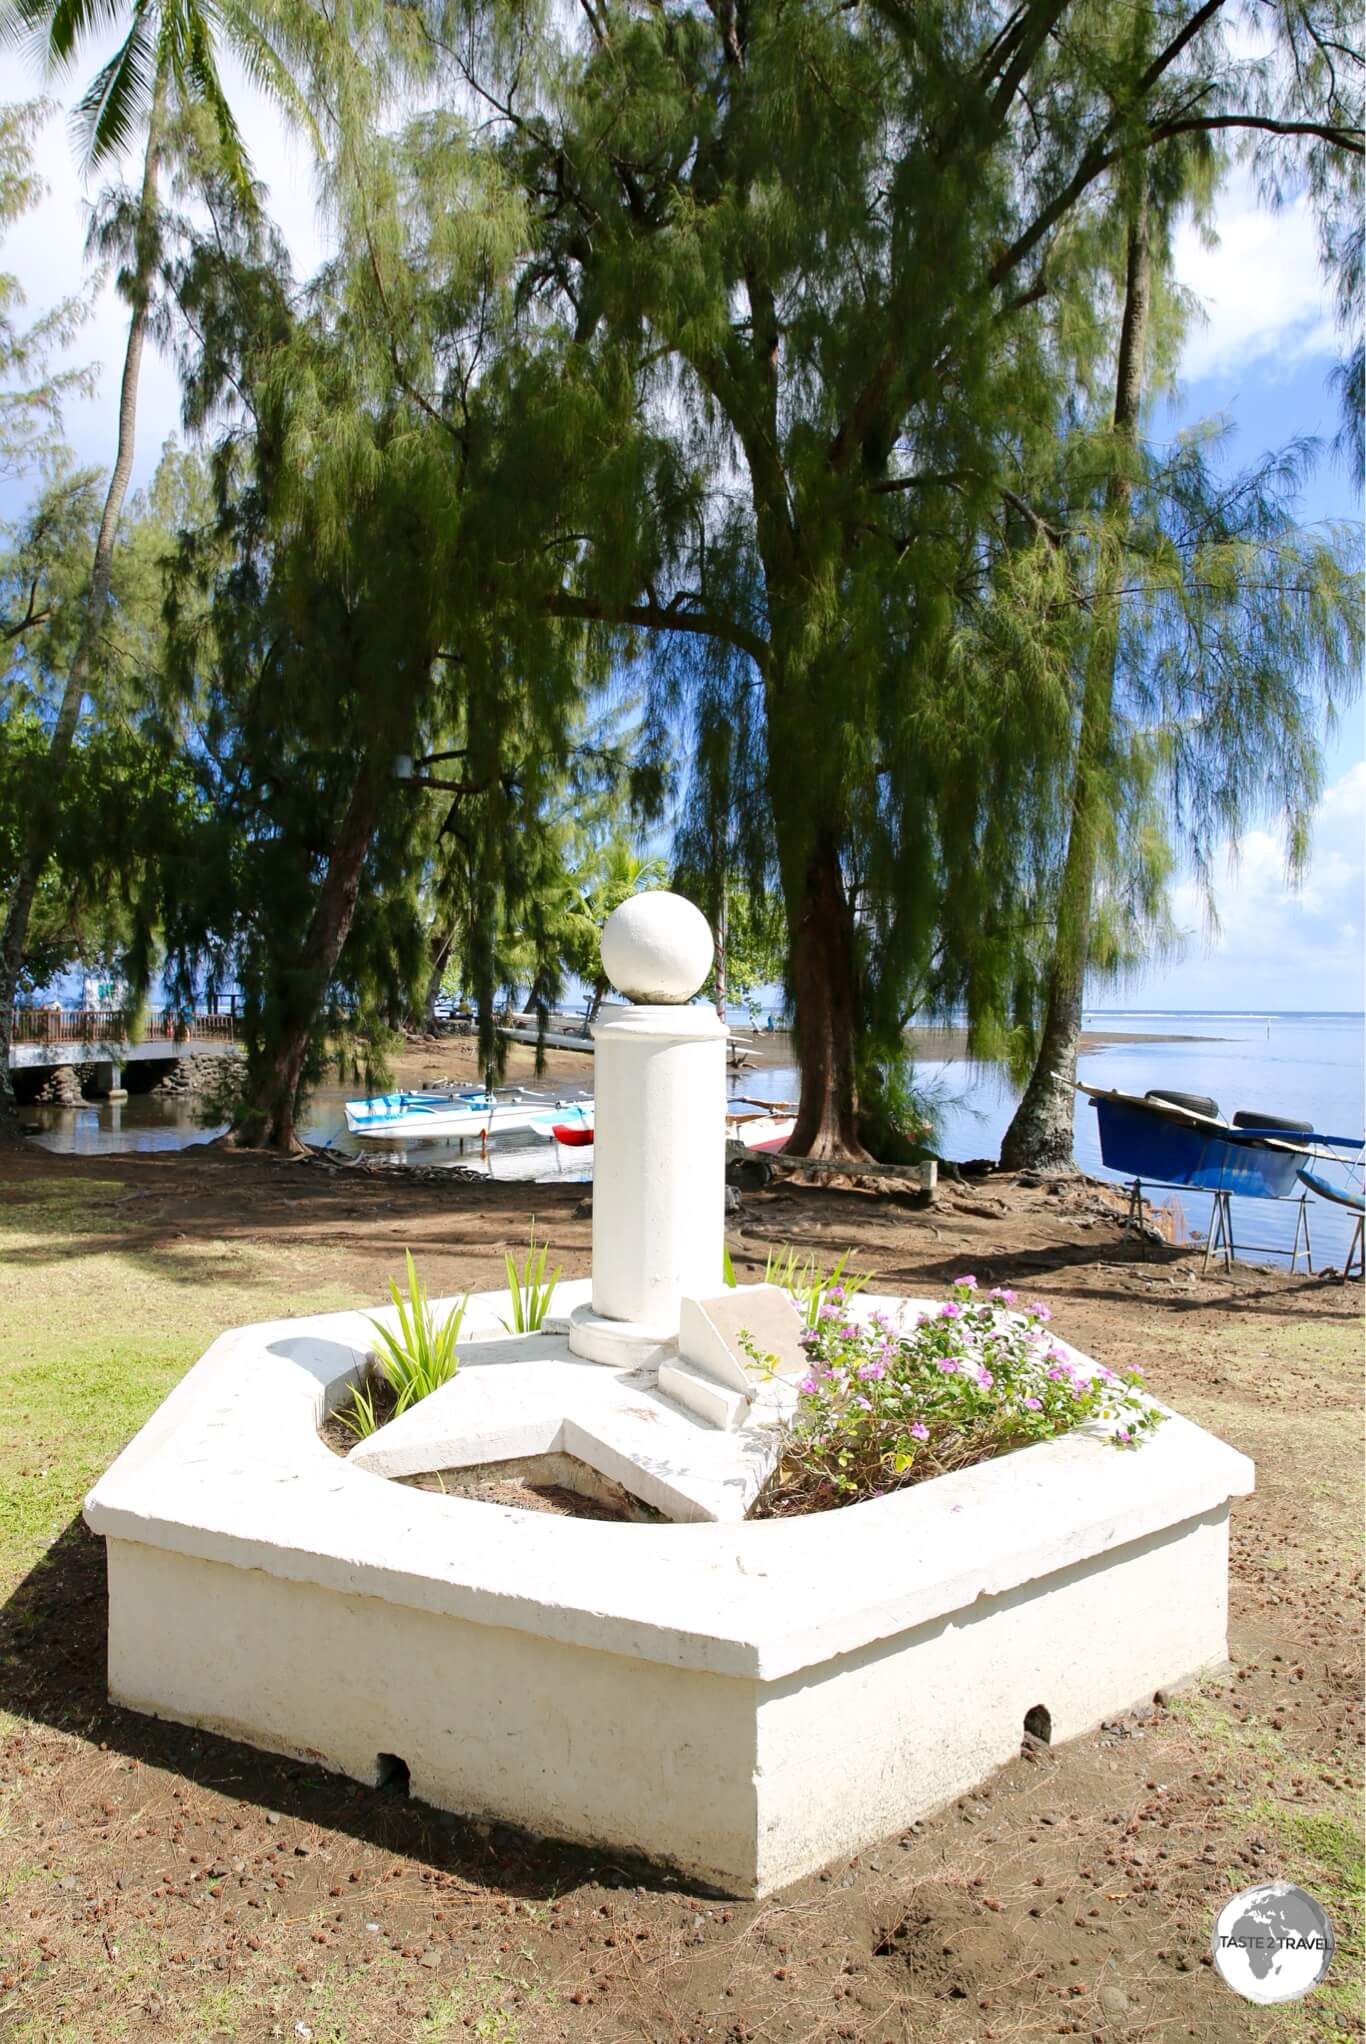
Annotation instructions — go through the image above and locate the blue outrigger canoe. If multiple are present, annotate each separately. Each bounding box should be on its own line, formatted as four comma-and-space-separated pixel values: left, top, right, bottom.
1081, 1086, 1313, 1197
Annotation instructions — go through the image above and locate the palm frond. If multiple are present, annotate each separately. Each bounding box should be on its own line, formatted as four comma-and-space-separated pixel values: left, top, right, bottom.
70, 9, 156, 168
1, 0, 127, 64
215, 0, 322, 155
180, 0, 253, 196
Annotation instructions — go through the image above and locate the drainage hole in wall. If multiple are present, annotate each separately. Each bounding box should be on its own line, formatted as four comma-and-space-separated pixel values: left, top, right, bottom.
1023, 1704, 1052, 1744
376, 1752, 410, 1796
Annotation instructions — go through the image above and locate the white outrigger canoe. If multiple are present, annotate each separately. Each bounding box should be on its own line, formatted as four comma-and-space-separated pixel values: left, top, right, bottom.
344, 1087, 576, 1142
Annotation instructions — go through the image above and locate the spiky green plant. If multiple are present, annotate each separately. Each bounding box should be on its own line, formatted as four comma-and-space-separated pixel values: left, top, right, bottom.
336, 1376, 382, 1441
366, 1251, 468, 1414
763, 1246, 872, 1326
500, 1224, 561, 1334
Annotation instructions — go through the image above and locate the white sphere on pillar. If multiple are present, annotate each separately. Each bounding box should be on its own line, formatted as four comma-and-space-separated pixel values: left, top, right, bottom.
600, 891, 714, 1005
568, 890, 727, 1368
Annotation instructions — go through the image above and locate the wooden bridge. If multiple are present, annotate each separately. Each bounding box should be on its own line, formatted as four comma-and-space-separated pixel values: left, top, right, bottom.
9, 1008, 239, 1088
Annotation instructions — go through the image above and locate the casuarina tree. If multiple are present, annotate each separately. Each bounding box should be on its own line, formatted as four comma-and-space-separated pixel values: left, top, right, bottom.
359, 0, 1362, 1157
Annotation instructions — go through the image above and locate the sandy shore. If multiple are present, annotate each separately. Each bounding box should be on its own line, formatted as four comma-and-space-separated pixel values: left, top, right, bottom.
392, 1020, 1219, 1091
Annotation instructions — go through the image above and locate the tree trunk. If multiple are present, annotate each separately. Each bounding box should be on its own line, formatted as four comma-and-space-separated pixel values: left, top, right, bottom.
1000, 188, 1152, 1175
0, 71, 170, 1143
239, 768, 381, 1151
787, 832, 873, 1160
421, 925, 453, 1026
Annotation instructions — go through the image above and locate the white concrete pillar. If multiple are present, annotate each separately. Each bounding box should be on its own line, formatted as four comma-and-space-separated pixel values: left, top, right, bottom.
93, 1060, 128, 1101
568, 893, 726, 1369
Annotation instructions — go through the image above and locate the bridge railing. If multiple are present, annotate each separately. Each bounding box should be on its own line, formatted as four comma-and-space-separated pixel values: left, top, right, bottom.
10, 1007, 239, 1045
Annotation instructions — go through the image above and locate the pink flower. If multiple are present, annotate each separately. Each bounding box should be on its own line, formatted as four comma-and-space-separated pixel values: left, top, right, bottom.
936, 1357, 960, 1374
857, 1361, 885, 1381
989, 1286, 1017, 1305
1117, 1428, 1132, 1443
1023, 1396, 1042, 1410
976, 1367, 994, 1389
799, 1375, 818, 1394
939, 1302, 962, 1320
954, 1275, 979, 1290
1029, 1301, 1052, 1323
909, 1422, 929, 1441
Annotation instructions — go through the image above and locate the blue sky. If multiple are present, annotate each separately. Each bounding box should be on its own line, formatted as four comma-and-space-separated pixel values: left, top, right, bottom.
4, 77, 1364, 1013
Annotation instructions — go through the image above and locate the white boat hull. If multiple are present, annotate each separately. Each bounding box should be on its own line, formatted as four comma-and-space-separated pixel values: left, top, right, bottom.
344, 1091, 555, 1141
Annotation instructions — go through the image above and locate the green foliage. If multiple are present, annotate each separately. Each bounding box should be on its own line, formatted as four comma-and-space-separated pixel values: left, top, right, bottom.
336, 1375, 382, 1441
352, 0, 1362, 1154
757, 1281, 1161, 1515
365, 1251, 469, 1414
499, 1225, 561, 1334
0, 99, 92, 486
854, 1052, 942, 1164
762, 1247, 871, 1328
0, 0, 315, 190
0, 455, 213, 996
684, 880, 785, 1021
721, 1240, 736, 1289
554, 834, 667, 1018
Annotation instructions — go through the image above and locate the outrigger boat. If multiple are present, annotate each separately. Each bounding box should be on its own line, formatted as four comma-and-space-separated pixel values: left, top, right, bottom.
1080, 1083, 1365, 1275
344, 1087, 577, 1142
1080, 1085, 1313, 1197
529, 1102, 595, 1147
725, 1107, 796, 1153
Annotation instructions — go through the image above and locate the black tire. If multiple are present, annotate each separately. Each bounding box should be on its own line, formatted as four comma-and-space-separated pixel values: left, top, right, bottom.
1232, 1109, 1313, 1134
1145, 1089, 1221, 1119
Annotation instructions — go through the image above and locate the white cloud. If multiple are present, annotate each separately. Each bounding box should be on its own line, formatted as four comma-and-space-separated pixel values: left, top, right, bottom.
1173, 171, 1337, 385
1124, 764, 1366, 1010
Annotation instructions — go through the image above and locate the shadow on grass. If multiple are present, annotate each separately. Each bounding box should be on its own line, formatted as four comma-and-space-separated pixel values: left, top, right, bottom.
0, 1514, 689, 1903
0, 1148, 591, 1291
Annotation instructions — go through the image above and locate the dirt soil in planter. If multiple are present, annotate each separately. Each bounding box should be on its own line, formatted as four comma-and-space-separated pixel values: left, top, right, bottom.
0, 1134, 1360, 2044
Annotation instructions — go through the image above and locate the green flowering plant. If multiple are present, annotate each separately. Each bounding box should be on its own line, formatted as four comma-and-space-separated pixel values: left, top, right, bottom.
755, 1277, 1162, 1516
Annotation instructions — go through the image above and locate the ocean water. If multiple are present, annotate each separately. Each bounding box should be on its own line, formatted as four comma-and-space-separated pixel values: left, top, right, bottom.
26, 1011, 1363, 1268
736, 1010, 1365, 1271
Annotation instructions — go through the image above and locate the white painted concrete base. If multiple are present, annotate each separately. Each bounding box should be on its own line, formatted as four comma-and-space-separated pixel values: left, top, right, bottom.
84, 1289, 1253, 1898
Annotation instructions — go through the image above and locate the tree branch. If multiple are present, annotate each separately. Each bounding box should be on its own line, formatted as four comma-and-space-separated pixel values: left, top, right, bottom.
1148, 113, 1364, 151
546, 590, 770, 668
1, 578, 50, 642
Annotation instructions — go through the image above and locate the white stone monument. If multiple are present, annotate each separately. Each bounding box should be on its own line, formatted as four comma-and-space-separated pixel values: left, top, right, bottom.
83, 888, 1255, 1897
567, 891, 728, 1368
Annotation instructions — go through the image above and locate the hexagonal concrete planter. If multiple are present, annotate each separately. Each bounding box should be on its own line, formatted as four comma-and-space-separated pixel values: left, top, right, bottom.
84, 1282, 1252, 1898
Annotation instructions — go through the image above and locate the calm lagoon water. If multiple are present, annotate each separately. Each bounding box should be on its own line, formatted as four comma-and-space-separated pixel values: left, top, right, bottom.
737, 1010, 1366, 1272
28, 1010, 1363, 1267
26, 1078, 596, 1185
